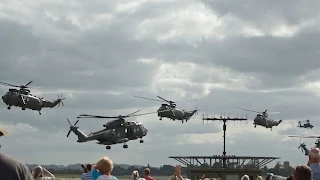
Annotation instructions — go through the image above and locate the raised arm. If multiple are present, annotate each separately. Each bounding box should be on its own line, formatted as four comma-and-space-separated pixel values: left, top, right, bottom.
43, 167, 55, 179
168, 165, 183, 180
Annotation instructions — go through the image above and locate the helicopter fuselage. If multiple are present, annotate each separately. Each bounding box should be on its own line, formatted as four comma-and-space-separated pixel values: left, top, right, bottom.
157, 104, 197, 122
298, 122, 313, 129
253, 114, 282, 129
2, 91, 42, 110
2, 91, 62, 114
80, 121, 148, 149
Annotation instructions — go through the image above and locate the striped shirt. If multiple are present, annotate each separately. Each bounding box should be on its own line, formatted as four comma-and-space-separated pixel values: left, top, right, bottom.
82, 171, 94, 180
310, 163, 320, 180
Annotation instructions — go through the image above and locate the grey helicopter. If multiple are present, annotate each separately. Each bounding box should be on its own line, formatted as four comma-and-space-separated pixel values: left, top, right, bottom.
71, 110, 150, 150
288, 135, 320, 156
298, 120, 314, 129
0, 81, 65, 115
236, 107, 282, 131
133, 95, 199, 123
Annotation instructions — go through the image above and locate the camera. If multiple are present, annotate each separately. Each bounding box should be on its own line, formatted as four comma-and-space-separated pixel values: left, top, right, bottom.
81, 164, 88, 173
266, 173, 292, 180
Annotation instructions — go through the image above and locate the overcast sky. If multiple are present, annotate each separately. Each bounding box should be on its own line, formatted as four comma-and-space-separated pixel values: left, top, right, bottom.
0, 0, 320, 168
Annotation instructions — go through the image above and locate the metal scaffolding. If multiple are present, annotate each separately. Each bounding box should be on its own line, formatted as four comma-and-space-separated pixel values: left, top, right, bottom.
169, 155, 279, 170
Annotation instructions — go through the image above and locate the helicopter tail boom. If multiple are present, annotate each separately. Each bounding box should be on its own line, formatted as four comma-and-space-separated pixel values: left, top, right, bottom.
41, 94, 65, 108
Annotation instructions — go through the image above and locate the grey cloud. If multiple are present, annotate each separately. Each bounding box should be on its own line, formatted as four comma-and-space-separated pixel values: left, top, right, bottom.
0, 0, 319, 167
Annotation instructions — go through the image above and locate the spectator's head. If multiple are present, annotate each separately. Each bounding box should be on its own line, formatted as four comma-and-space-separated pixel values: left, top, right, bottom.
309, 147, 320, 163
144, 168, 150, 176
292, 165, 311, 180
96, 156, 113, 175
132, 170, 140, 179
86, 164, 92, 171
256, 176, 263, 180
0, 126, 10, 148
32, 166, 43, 179
241, 175, 249, 180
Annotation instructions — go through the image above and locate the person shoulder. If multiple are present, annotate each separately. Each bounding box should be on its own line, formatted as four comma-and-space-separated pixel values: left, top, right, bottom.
97, 175, 118, 180
0, 153, 33, 180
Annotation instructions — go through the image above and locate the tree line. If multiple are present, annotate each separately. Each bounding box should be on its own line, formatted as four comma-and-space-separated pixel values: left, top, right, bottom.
42, 162, 295, 176
44, 164, 176, 176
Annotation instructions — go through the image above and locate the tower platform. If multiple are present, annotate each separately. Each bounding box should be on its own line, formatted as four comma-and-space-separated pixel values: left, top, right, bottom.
169, 155, 279, 180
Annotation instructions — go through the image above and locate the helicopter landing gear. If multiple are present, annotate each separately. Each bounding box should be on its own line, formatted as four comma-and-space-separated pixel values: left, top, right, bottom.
7, 106, 10, 110
38, 111, 41, 115
181, 120, 184, 123
140, 139, 144, 143
22, 108, 25, 110
159, 117, 162, 120
106, 146, 111, 150
123, 144, 128, 148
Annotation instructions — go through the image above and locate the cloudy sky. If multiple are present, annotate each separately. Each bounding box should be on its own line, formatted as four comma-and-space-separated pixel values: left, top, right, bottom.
1, 0, 320, 168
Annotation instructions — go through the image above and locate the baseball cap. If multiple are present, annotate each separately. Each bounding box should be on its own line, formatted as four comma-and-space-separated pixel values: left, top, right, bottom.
0, 126, 10, 137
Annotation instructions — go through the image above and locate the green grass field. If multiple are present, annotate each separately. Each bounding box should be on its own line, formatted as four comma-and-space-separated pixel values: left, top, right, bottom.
55, 174, 171, 180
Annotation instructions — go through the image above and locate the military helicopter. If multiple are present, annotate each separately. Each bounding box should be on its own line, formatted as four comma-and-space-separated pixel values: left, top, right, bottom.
73, 110, 151, 149
298, 120, 314, 129
0, 81, 65, 115
133, 95, 199, 123
288, 135, 320, 156
236, 107, 282, 131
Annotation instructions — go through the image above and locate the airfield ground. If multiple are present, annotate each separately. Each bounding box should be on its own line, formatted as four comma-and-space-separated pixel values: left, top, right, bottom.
55, 174, 171, 180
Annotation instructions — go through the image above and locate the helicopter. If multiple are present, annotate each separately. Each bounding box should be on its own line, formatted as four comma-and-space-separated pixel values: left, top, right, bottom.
0, 81, 65, 115
288, 135, 320, 156
133, 95, 199, 123
236, 107, 282, 131
74, 110, 152, 149
66, 117, 148, 150
298, 120, 314, 129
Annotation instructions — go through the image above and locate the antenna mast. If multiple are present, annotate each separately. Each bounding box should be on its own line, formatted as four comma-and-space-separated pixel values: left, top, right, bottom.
202, 113, 247, 168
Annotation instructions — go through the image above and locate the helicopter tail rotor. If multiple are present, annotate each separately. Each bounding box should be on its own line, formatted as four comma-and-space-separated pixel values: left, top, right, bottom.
67, 118, 79, 137
194, 106, 199, 116
57, 93, 65, 107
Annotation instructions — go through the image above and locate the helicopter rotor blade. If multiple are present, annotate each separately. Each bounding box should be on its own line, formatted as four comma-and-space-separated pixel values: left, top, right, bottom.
66, 118, 72, 137
67, 118, 72, 126
236, 107, 260, 113
0, 81, 20, 88
289, 135, 320, 138
128, 109, 173, 117
133, 96, 164, 102
157, 96, 174, 103
78, 110, 171, 119
268, 112, 280, 115
125, 110, 141, 116
77, 114, 119, 119
74, 120, 79, 126
24, 81, 33, 87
